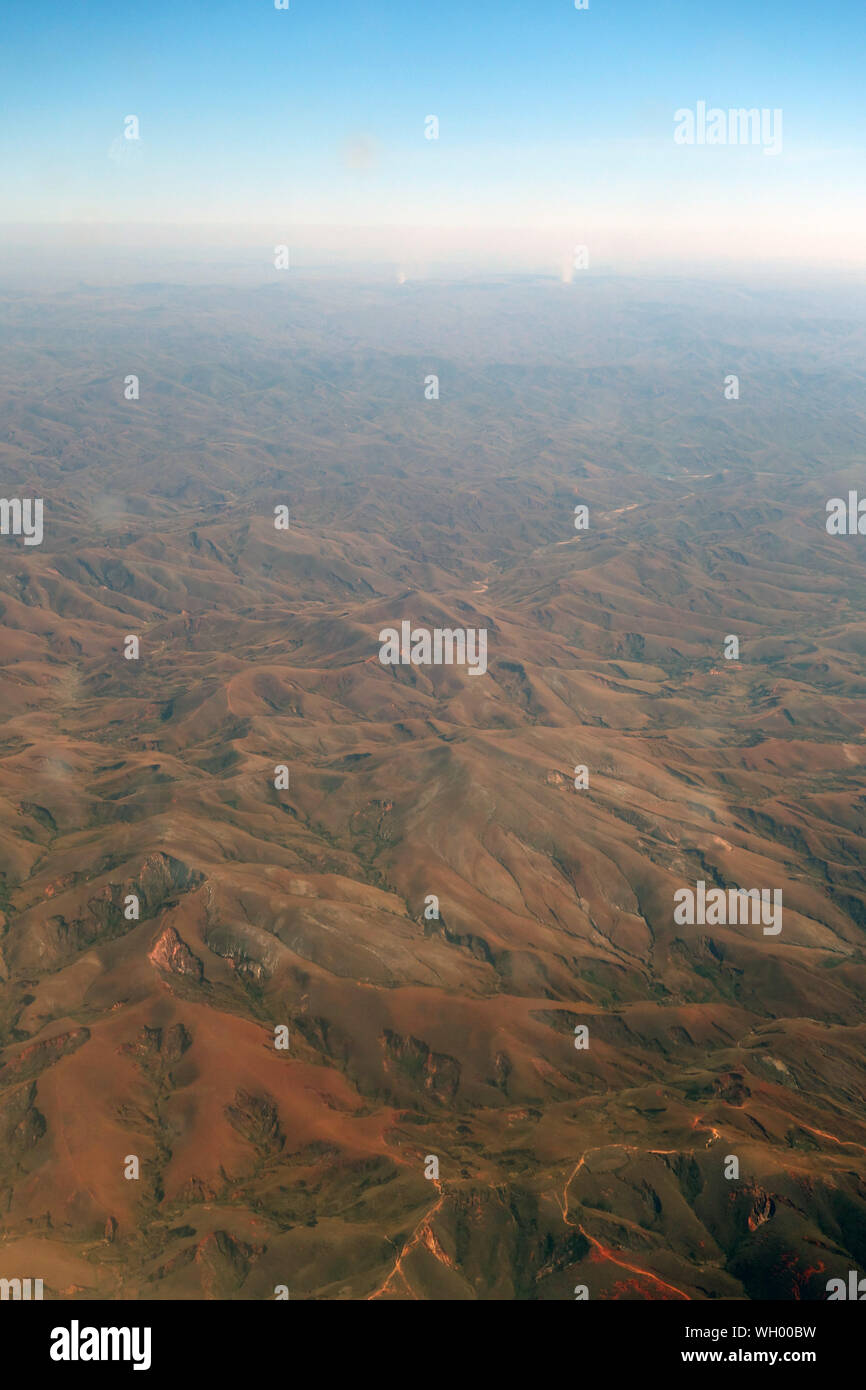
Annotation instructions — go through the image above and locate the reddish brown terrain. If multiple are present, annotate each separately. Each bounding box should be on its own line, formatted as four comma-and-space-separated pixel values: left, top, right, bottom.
1, 274, 866, 1299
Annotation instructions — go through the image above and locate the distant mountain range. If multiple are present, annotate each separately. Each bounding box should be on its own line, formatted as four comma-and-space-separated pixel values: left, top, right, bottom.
1, 275, 865, 1299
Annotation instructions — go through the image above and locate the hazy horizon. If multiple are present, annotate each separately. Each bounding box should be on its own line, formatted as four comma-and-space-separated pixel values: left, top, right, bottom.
2, 0, 865, 275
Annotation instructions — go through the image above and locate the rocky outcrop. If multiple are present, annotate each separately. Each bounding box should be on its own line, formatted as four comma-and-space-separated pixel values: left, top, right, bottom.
0, 1080, 46, 1156
382, 1030, 461, 1102
194, 1231, 264, 1298
148, 925, 203, 981
0, 1028, 90, 1083
225, 1089, 284, 1156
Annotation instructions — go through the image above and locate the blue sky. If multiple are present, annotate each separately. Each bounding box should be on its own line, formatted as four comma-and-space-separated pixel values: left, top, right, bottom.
1, 0, 864, 268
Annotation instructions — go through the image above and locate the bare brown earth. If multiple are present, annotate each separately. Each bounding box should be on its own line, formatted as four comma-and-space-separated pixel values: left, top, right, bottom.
1, 274, 866, 1298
